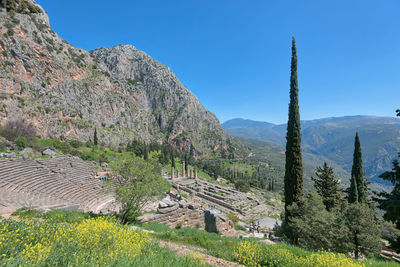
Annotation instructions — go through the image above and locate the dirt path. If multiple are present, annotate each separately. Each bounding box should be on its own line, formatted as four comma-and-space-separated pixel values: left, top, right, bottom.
159, 240, 244, 267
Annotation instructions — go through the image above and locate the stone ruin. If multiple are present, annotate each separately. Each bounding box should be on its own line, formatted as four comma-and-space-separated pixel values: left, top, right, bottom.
0, 155, 116, 215
169, 162, 198, 179
169, 177, 277, 222
138, 193, 235, 236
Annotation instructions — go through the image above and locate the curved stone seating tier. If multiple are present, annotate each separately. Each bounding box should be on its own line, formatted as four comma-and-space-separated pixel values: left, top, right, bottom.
0, 157, 115, 215
0, 186, 78, 213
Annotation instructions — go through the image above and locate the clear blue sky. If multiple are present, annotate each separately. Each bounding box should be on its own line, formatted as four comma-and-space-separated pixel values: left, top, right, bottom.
36, 0, 400, 124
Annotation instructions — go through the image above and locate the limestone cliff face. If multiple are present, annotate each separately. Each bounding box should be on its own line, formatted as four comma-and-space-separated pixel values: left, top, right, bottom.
0, 1, 235, 156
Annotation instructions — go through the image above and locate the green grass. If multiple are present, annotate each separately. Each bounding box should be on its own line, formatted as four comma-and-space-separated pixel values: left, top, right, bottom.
143, 222, 255, 262
11, 207, 42, 218
143, 222, 400, 267
11, 208, 101, 223
125, 244, 208, 267
41, 209, 101, 223
365, 255, 400, 267
234, 224, 247, 231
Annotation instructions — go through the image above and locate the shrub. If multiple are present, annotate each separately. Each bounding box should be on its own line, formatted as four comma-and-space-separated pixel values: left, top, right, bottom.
68, 139, 83, 148
59, 142, 72, 154
7, 28, 14, 36
235, 179, 250, 192
227, 212, 239, 225
11, 208, 42, 219
234, 241, 265, 266
110, 158, 169, 224
234, 224, 246, 231
176, 222, 183, 229
29, 138, 44, 152
0, 119, 36, 142
99, 153, 108, 164
0, 217, 150, 266
0, 142, 7, 152
234, 241, 366, 267
14, 136, 27, 149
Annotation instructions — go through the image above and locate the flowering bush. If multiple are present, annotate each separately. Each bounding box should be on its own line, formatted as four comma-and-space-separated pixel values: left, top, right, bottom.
235, 241, 366, 267
0, 216, 150, 266
234, 241, 265, 267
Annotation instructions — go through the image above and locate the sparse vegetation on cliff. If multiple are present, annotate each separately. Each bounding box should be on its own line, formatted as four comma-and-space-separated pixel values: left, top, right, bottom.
0, 0, 43, 14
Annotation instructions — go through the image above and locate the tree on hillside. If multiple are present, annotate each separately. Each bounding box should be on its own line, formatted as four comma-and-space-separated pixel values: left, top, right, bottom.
171, 151, 176, 168
348, 175, 359, 203
0, 119, 36, 142
282, 37, 304, 245
312, 162, 343, 211
345, 203, 381, 259
284, 193, 349, 252
284, 36, 304, 210
109, 157, 169, 224
93, 127, 98, 146
143, 146, 149, 160
348, 132, 367, 203
374, 151, 400, 251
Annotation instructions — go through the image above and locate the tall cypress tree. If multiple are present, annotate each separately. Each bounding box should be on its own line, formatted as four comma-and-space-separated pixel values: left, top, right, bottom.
349, 132, 367, 203
171, 152, 176, 168
284, 36, 304, 211
349, 174, 359, 203
93, 127, 98, 146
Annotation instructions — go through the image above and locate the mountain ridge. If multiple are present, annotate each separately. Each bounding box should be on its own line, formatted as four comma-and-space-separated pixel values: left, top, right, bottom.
222, 115, 400, 184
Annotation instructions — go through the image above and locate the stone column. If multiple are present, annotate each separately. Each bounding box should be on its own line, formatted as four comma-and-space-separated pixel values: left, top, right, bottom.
195, 169, 198, 179
171, 167, 175, 179
182, 161, 186, 177
177, 169, 180, 178
190, 168, 193, 178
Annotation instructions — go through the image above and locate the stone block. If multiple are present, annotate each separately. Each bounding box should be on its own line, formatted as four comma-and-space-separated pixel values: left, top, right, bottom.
157, 205, 178, 214
179, 200, 188, 208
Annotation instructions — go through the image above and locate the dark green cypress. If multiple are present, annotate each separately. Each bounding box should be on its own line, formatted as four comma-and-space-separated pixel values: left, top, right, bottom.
171, 152, 175, 168
284, 36, 304, 210
350, 132, 367, 203
93, 127, 98, 146
349, 174, 359, 203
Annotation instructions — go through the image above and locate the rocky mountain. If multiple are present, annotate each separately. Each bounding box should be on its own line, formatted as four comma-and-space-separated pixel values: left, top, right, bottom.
223, 116, 400, 184
0, 0, 236, 157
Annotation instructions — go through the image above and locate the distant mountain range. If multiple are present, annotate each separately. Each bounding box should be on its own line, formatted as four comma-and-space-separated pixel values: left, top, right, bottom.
222, 116, 400, 186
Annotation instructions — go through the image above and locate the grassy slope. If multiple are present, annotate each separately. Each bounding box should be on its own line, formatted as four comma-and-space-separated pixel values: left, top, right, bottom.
3, 208, 207, 267
142, 221, 400, 267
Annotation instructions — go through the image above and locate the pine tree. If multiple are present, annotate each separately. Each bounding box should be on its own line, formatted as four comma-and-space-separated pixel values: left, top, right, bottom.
93, 127, 98, 146
374, 154, 400, 251
312, 162, 343, 211
349, 132, 367, 203
284, 37, 304, 210
345, 203, 381, 259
